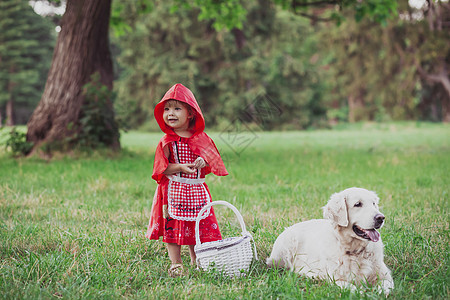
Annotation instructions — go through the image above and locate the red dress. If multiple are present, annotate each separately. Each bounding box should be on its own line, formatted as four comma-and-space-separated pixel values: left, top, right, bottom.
146, 138, 221, 245
145, 83, 228, 245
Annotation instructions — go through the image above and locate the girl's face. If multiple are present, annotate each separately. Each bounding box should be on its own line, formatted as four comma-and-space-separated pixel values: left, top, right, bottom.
163, 100, 192, 131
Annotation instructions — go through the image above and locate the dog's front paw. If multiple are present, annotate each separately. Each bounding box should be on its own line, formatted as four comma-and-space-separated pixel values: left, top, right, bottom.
335, 280, 358, 293
379, 279, 394, 296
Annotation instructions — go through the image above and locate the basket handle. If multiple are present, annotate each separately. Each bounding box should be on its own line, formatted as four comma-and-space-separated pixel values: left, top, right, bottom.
195, 200, 249, 246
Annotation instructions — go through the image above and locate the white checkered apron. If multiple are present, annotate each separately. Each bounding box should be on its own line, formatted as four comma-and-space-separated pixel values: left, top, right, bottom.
167, 141, 211, 221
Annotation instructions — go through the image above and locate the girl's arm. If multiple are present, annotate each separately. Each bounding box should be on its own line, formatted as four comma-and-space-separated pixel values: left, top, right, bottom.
163, 163, 196, 175
162, 144, 196, 175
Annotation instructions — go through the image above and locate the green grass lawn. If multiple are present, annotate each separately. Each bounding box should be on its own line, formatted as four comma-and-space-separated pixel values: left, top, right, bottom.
0, 123, 449, 299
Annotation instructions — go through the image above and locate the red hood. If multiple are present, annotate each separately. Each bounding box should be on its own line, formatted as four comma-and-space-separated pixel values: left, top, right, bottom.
154, 83, 205, 135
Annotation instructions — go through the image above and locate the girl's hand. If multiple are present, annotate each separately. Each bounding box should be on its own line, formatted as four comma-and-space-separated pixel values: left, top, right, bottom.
179, 163, 196, 174
193, 157, 206, 169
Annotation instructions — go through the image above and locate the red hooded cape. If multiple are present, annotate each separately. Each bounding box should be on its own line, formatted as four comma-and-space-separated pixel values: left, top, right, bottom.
146, 84, 226, 242
152, 83, 228, 183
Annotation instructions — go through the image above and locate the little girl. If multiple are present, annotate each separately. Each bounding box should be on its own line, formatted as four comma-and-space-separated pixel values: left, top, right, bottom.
145, 83, 228, 277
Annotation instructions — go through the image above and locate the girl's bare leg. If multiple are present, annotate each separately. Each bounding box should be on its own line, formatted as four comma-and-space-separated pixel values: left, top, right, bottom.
188, 245, 196, 265
167, 243, 182, 264
167, 243, 184, 277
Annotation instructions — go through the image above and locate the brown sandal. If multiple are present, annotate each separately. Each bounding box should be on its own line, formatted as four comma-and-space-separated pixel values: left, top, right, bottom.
168, 263, 184, 277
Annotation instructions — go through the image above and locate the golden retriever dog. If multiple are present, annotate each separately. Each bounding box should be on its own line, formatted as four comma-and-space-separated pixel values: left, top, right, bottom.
267, 187, 394, 295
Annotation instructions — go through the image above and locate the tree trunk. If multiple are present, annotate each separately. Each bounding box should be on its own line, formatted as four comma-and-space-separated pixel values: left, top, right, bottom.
6, 99, 14, 126
6, 64, 16, 127
26, 0, 120, 153
348, 95, 356, 123
443, 103, 450, 123
439, 74, 450, 123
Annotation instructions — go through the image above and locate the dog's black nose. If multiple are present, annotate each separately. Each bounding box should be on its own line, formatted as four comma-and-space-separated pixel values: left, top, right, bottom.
374, 214, 385, 228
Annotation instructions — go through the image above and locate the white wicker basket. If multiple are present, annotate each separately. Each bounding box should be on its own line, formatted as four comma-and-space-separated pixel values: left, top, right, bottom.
194, 201, 258, 277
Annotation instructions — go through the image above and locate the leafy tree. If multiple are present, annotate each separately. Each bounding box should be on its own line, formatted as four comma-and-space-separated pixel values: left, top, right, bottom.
0, 0, 54, 126
319, 18, 418, 122
210, 1, 330, 129
403, 0, 450, 121
319, 0, 449, 122
174, 0, 397, 29
114, 0, 329, 130
26, 0, 119, 154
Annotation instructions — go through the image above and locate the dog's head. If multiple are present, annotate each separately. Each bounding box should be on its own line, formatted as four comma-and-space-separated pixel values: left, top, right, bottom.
323, 187, 385, 242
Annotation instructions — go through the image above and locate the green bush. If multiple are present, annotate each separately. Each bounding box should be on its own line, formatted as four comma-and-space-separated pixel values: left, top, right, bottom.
76, 72, 120, 149
0, 127, 33, 156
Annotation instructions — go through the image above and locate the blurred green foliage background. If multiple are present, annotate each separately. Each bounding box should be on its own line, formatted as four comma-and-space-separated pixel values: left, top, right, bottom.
1, 0, 449, 130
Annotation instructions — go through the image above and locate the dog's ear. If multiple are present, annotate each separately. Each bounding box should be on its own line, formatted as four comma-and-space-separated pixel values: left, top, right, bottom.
323, 192, 349, 227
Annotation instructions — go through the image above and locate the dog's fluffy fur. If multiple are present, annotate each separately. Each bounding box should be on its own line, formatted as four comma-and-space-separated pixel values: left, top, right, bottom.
266, 187, 394, 294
